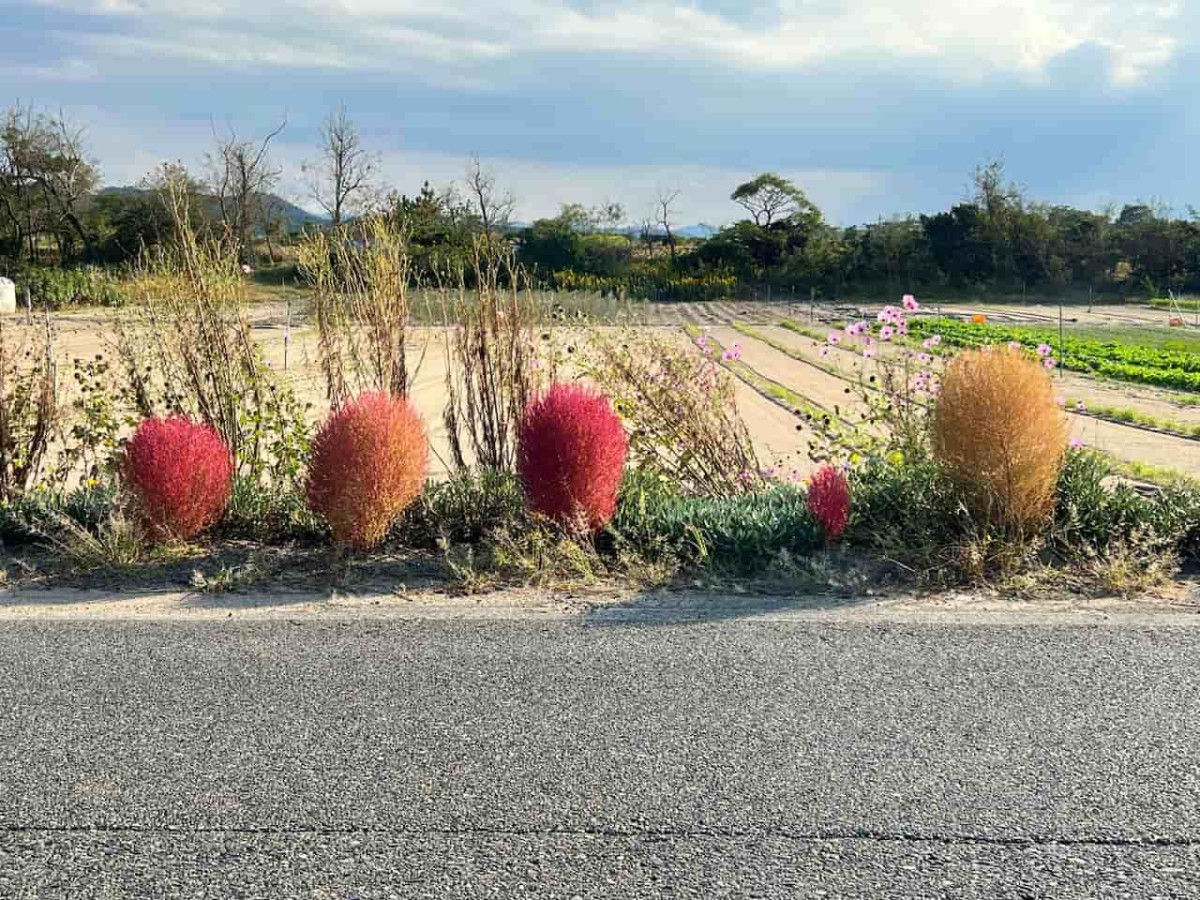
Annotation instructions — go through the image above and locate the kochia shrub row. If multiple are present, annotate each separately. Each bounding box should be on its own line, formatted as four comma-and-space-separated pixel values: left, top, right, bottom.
120, 383, 632, 548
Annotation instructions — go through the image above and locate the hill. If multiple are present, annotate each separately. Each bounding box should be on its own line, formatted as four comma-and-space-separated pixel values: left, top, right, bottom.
98, 186, 328, 232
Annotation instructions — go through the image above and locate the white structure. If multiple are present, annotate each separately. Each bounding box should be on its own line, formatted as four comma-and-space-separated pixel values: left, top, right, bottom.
0, 277, 15, 315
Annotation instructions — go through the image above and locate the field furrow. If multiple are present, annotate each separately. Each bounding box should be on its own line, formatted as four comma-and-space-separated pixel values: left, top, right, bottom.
737, 325, 1200, 479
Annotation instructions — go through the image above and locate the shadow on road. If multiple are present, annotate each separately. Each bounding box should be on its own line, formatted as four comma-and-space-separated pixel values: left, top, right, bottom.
581, 587, 881, 627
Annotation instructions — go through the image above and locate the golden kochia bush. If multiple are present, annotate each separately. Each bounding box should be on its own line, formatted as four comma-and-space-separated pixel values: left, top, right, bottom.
932, 347, 1068, 536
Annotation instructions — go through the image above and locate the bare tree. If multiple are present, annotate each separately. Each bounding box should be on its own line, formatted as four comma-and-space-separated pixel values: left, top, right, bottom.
302, 105, 378, 226
655, 187, 680, 259
207, 117, 286, 263
465, 154, 515, 243
0, 105, 98, 261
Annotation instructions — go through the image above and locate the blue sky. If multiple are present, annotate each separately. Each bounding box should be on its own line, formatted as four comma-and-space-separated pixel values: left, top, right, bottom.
3, 0, 1198, 225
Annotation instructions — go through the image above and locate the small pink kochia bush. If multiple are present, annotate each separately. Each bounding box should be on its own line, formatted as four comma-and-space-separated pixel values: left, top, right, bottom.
518, 382, 628, 530
306, 392, 429, 549
807, 464, 851, 545
123, 415, 234, 540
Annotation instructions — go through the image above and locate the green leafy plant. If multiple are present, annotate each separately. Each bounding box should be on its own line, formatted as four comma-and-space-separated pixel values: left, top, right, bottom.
910, 318, 1200, 393
611, 470, 820, 572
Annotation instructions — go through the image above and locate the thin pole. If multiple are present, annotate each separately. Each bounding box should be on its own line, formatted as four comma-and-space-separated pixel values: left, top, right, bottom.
283, 298, 291, 371
1058, 301, 1065, 379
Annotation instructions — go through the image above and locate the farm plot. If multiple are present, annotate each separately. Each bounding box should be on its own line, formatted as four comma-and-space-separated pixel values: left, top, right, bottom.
13, 297, 1200, 486
762, 321, 1200, 427
700, 320, 1200, 480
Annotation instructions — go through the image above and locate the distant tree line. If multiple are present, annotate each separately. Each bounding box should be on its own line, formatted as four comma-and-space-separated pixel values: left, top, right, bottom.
3, 101, 1198, 299
517, 164, 1200, 299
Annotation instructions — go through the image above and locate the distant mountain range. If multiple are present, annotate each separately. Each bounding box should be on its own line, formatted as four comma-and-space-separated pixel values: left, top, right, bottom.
98, 186, 328, 232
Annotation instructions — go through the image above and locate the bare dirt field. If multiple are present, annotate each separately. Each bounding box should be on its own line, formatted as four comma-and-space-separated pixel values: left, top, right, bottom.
16, 299, 1200, 482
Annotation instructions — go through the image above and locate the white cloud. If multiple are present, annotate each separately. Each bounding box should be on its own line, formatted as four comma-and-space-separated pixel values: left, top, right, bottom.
39, 0, 1186, 85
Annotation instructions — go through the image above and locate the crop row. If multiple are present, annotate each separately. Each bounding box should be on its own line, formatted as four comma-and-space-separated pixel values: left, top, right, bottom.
908, 318, 1200, 393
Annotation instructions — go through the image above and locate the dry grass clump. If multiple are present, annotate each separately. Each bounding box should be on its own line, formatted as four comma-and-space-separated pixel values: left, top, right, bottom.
932, 346, 1068, 537
442, 242, 541, 473
298, 215, 415, 407
0, 315, 58, 500
582, 328, 760, 497
115, 171, 310, 484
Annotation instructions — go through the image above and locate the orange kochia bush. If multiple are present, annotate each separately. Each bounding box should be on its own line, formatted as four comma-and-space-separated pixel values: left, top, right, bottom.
123, 415, 234, 540
306, 392, 429, 548
517, 382, 628, 530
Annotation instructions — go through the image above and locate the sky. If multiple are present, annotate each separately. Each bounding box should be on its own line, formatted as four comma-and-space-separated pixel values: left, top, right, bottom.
3, 0, 1199, 226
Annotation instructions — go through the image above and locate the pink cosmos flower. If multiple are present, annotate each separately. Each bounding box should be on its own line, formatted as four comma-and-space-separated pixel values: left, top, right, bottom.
848, 321, 868, 336
880, 325, 895, 341
1075, 401, 1087, 412
1069, 438, 1083, 449
818, 346, 830, 358
1043, 357, 1057, 369
902, 294, 920, 312
1036, 343, 1053, 357
827, 331, 842, 345
917, 352, 933, 365
722, 343, 742, 362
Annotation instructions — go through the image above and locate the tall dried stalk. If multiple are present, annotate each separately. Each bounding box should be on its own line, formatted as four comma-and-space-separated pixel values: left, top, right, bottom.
0, 313, 59, 500
298, 215, 415, 408
442, 240, 540, 473
115, 173, 308, 483
581, 328, 760, 497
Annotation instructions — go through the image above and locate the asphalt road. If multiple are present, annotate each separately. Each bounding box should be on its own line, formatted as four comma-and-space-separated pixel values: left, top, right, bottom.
1, 611, 1199, 897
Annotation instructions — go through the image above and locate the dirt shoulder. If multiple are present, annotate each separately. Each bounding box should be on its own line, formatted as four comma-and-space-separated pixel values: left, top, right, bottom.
1, 580, 1197, 626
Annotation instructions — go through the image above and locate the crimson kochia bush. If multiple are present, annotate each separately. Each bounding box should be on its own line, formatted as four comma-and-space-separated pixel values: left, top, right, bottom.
517, 382, 628, 530
807, 464, 851, 545
123, 415, 234, 541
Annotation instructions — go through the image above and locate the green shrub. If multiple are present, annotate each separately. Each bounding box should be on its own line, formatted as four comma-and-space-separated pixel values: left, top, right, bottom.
395, 469, 527, 549
843, 458, 970, 573
1052, 450, 1200, 561
1, 264, 127, 309
219, 477, 327, 543
611, 470, 821, 572
0, 480, 120, 547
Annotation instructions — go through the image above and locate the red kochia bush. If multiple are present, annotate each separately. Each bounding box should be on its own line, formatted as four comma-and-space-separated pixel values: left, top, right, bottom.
123, 415, 234, 540
306, 392, 428, 549
807, 464, 851, 545
518, 383, 628, 530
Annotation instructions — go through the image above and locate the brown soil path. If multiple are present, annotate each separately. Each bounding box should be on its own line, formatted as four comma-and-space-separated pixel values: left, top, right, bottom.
736, 326, 1200, 479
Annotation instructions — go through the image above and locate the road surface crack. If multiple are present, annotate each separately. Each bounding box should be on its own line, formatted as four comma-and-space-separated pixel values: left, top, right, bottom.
0, 824, 1196, 848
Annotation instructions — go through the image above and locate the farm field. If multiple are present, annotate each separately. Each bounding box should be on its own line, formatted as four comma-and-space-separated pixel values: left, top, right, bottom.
24, 297, 1200, 482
